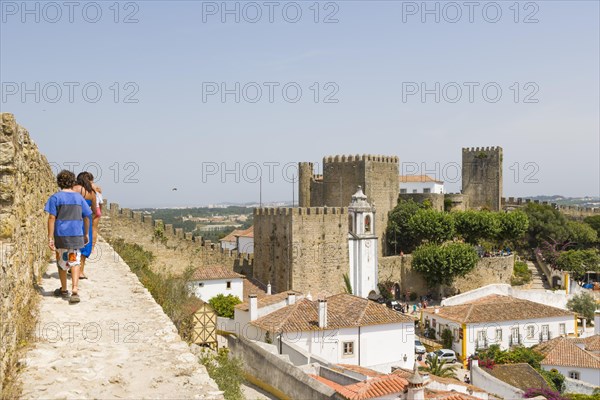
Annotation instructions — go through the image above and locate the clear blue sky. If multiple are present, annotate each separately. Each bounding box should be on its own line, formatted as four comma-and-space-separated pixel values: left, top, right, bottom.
1, 0, 598, 207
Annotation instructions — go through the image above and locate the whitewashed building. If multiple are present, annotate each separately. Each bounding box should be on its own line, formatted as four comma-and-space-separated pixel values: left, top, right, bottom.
235, 226, 254, 255
250, 293, 415, 373
422, 295, 576, 366
536, 335, 600, 388
187, 265, 244, 302
348, 187, 378, 298
399, 175, 444, 194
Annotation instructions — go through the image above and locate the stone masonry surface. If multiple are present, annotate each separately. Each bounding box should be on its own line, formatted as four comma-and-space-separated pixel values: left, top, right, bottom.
19, 238, 223, 399
1, 113, 57, 394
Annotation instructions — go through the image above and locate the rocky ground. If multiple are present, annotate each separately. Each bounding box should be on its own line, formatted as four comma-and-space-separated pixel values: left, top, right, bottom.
18, 238, 224, 400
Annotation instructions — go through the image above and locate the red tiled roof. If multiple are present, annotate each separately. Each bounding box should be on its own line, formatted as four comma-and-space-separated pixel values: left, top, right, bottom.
190, 265, 244, 281
399, 175, 443, 184
234, 290, 302, 311
235, 226, 253, 238
311, 374, 408, 400
536, 336, 600, 369
425, 389, 478, 400
242, 277, 267, 300
337, 364, 384, 378
219, 229, 243, 243
251, 293, 413, 332
423, 295, 574, 324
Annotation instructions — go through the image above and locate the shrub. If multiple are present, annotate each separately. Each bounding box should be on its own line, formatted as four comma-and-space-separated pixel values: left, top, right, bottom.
412, 243, 479, 287
209, 294, 242, 319
511, 260, 533, 286
200, 348, 244, 400
524, 388, 567, 400
441, 328, 453, 349
567, 292, 598, 322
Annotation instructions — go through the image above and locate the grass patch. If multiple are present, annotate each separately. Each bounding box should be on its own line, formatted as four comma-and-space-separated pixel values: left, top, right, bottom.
511, 260, 532, 286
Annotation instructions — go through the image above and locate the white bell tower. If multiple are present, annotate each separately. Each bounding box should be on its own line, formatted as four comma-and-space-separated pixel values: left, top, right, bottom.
348, 186, 378, 298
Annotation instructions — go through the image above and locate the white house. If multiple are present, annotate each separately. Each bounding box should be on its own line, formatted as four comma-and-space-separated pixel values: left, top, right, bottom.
187, 265, 244, 302
219, 229, 240, 251
399, 175, 444, 194
536, 335, 600, 388
250, 293, 415, 373
422, 295, 576, 366
348, 186, 378, 298
233, 290, 303, 335
235, 226, 254, 255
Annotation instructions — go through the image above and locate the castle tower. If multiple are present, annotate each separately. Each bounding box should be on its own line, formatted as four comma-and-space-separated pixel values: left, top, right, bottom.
298, 155, 399, 256
298, 162, 313, 207
348, 186, 378, 298
462, 147, 503, 211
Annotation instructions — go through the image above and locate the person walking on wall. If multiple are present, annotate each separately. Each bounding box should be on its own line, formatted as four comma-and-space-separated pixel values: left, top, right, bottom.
73, 172, 98, 280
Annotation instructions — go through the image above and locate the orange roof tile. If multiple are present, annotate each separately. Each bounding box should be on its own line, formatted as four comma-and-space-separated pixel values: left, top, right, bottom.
219, 229, 243, 243
536, 337, 600, 369
235, 290, 302, 311
337, 364, 385, 378
235, 226, 254, 238
190, 265, 244, 281
399, 175, 443, 184
425, 389, 478, 400
251, 293, 413, 332
311, 374, 408, 400
423, 295, 574, 324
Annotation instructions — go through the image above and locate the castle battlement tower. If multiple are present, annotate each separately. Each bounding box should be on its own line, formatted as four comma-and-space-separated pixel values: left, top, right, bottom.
298, 154, 399, 255
462, 146, 503, 211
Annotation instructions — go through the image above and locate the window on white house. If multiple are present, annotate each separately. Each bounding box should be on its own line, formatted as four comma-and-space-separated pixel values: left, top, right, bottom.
412, 189, 417, 193
477, 330, 486, 342
495, 329, 502, 341
343, 341, 354, 356
511, 327, 520, 342
226, 281, 232, 289
198, 282, 204, 287
569, 371, 580, 380
527, 325, 535, 339
559, 323, 566, 335
542, 325, 549, 337
423, 188, 431, 193
400, 189, 407, 194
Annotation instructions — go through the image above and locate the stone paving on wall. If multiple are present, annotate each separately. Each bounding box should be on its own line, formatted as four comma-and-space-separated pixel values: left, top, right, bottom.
18, 238, 223, 400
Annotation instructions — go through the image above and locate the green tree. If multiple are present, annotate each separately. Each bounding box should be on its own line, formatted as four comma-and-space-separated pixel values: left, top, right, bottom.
453, 210, 500, 244
200, 348, 244, 400
567, 292, 598, 322
566, 221, 598, 248
441, 328, 453, 349
386, 199, 430, 254
523, 203, 571, 247
497, 211, 529, 245
511, 260, 533, 286
584, 215, 600, 238
209, 294, 242, 319
407, 209, 456, 245
412, 243, 479, 287
538, 368, 565, 393
419, 353, 457, 378
556, 249, 600, 281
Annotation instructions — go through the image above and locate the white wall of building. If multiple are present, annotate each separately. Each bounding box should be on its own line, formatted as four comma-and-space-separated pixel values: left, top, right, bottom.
541, 364, 600, 388
237, 236, 254, 254
423, 313, 576, 360
187, 277, 243, 302
220, 240, 236, 251
256, 322, 414, 373
399, 182, 444, 194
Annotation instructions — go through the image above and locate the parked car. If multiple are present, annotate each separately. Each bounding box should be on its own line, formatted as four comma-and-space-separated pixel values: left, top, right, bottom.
415, 339, 426, 354
428, 349, 457, 363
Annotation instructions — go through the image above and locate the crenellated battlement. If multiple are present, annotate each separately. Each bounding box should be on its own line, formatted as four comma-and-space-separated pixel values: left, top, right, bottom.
462, 146, 502, 153
323, 154, 399, 164
253, 206, 347, 216
501, 197, 600, 216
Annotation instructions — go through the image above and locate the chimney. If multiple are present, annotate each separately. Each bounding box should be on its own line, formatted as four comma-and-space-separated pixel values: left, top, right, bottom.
434, 308, 439, 314
318, 299, 328, 329
595, 311, 600, 335
287, 292, 296, 305
267, 282, 272, 295
249, 295, 258, 321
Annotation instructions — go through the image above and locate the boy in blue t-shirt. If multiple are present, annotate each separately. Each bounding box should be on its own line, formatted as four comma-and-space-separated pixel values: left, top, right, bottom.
44, 170, 93, 304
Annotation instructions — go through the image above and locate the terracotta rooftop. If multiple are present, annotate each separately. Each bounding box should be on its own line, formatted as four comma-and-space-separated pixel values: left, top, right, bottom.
391, 368, 486, 393
399, 175, 443, 184
485, 363, 550, 391
242, 277, 268, 300
535, 336, 600, 369
423, 295, 574, 324
310, 374, 408, 400
576, 334, 600, 352
190, 265, 244, 281
219, 229, 243, 243
425, 389, 479, 400
235, 226, 253, 238
251, 293, 414, 332
235, 290, 302, 311
337, 364, 385, 378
